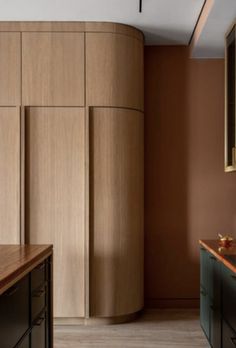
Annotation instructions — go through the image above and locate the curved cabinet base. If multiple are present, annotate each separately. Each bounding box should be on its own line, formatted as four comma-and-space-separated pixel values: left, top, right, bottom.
85, 311, 142, 326
54, 310, 142, 326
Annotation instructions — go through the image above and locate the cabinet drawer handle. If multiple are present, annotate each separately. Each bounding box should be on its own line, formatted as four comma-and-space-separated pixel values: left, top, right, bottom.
210, 256, 217, 260
35, 317, 44, 326
4, 285, 19, 297
231, 337, 236, 346
33, 289, 46, 298
35, 263, 45, 270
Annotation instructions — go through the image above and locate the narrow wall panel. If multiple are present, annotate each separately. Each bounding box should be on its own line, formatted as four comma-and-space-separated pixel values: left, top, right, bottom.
0, 107, 20, 243
26, 107, 86, 317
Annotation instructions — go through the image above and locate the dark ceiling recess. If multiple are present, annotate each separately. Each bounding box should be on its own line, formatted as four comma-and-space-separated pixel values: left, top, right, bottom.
139, 0, 142, 13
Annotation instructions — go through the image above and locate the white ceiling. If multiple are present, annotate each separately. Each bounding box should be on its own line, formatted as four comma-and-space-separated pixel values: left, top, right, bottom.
192, 0, 236, 58
0, 0, 205, 45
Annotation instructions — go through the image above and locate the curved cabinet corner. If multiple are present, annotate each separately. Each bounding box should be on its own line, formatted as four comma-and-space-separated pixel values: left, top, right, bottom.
89, 107, 144, 317
86, 33, 144, 111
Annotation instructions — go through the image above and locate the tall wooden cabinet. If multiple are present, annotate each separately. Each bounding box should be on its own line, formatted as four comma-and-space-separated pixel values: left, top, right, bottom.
0, 22, 144, 323
90, 108, 144, 317
25, 107, 86, 318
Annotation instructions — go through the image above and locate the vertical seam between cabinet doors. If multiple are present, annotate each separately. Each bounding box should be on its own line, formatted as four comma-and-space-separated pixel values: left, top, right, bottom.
20, 32, 23, 244
24, 107, 30, 244
20, 106, 25, 244
85, 106, 90, 318
84, 32, 86, 107
20, 31, 22, 105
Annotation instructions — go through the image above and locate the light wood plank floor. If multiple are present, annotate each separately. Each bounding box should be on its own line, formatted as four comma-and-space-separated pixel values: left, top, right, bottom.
54, 309, 209, 348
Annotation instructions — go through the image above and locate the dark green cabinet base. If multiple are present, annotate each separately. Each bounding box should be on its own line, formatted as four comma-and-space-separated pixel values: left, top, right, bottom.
200, 247, 236, 348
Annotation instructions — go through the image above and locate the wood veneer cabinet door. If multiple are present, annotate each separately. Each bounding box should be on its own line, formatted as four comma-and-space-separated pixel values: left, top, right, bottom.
22, 33, 85, 106
0, 33, 21, 106
86, 33, 144, 111
25, 107, 85, 317
90, 107, 144, 317
0, 107, 20, 243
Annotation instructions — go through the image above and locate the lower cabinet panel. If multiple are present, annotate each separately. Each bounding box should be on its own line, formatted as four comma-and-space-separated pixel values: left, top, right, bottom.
25, 107, 85, 318
200, 288, 210, 340
31, 316, 46, 348
222, 320, 236, 348
90, 107, 144, 317
210, 306, 221, 348
0, 275, 29, 348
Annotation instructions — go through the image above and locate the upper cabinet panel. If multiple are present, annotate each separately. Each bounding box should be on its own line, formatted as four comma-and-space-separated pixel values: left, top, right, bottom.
86, 33, 144, 111
22, 33, 85, 106
0, 33, 21, 106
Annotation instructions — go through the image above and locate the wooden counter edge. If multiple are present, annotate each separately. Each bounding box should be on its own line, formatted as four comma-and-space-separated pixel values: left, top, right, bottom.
199, 239, 236, 274
0, 245, 53, 295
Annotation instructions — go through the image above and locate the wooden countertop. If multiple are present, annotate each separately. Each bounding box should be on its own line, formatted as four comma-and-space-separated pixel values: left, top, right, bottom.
199, 240, 236, 273
0, 244, 52, 295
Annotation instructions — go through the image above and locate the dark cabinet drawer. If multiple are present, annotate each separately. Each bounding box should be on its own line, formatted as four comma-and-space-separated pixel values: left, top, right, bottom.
210, 305, 221, 348
222, 264, 236, 331
32, 283, 47, 320
222, 320, 236, 348
200, 287, 210, 340
31, 261, 46, 291
0, 275, 29, 348
31, 313, 46, 348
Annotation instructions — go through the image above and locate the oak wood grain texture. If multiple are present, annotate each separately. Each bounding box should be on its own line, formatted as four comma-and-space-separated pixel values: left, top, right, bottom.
86, 33, 144, 111
0, 22, 143, 41
54, 309, 208, 348
199, 240, 236, 274
22, 32, 85, 106
25, 107, 86, 318
90, 107, 144, 317
0, 244, 52, 295
0, 107, 20, 244
0, 33, 21, 106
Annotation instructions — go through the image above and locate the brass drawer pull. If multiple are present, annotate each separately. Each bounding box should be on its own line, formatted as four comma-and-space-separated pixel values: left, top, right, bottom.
4, 285, 19, 297
231, 337, 236, 346
35, 263, 45, 270
33, 289, 46, 298
35, 317, 44, 326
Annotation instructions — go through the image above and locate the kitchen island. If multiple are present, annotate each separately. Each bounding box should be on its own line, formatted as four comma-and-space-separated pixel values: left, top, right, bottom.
0, 245, 53, 348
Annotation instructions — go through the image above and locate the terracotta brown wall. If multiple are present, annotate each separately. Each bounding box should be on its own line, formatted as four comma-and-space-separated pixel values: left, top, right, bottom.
144, 46, 236, 308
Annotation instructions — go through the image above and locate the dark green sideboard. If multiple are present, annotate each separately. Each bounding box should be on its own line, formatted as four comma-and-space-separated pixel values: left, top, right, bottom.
200, 241, 236, 348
